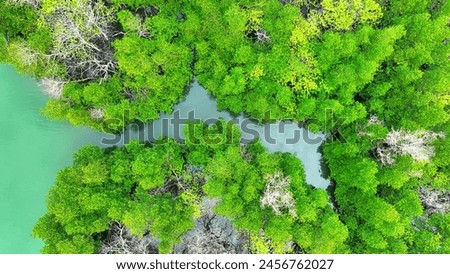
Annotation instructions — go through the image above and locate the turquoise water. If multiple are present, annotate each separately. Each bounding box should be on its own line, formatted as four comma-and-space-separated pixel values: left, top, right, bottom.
0, 66, 329, 253
0, 66, 107, 253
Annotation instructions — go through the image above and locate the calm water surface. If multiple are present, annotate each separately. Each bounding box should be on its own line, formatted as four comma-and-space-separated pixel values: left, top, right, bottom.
0, 66, 107, 253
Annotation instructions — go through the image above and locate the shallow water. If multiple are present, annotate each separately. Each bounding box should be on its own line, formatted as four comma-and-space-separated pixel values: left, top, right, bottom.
0, 67, 329, 253
0, 66, 107, 253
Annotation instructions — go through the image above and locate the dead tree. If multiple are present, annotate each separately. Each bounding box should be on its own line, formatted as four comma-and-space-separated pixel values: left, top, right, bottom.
99, 222, 159, 254
39, 78, 65, 99
376, 129, 445, 166
419, 188, 450, 215
89, 107, 104, 120
255, 29, 271, 43
43, 0, 117, 81
261, 172, 297, 218
174, 198, 248, 254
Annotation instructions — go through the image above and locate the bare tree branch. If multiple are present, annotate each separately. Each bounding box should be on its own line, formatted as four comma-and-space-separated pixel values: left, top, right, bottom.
43, 0, 117, 81
261, 172, 297, 218
376, 129, 445, 166
174, 198, 248, 254
38, 78, 65, 99
419, 188, 450, 215
99, 222, 159, 254
89, 107, 104, 120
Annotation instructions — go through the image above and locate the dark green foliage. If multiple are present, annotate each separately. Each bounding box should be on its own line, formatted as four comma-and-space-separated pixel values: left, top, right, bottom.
0, 0, 38, 41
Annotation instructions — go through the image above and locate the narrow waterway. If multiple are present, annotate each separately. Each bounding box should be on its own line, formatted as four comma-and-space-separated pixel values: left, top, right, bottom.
111, 80, 330, 189
0, 66, 329, 253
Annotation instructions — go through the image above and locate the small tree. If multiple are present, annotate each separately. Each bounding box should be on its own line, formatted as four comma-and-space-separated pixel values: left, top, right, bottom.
8, 41, 38, 66
117, 10, 150, 38
39, 78, 65, 99
89, 108, 104, 120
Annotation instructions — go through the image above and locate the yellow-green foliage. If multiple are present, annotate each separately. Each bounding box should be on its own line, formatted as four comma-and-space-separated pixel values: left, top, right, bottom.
321, 0, 382, 31
248, 231, 293, 254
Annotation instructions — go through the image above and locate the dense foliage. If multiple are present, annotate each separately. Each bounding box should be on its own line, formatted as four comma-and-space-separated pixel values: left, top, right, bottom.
2, 0, 446, 131
1, 0, 449, 254
33, 122, 348, 253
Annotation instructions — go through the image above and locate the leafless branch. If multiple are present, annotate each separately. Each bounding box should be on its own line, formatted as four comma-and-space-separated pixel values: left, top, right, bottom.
38, 78, 66, 99
376, 129, 445, 166
261, 172, 297, 218
174, 198, 248, 254
43, 0, 117, 81
99, 222, 159, 254
419, 188, 450, 215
